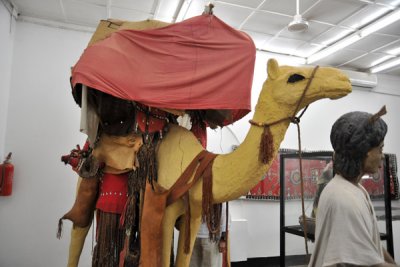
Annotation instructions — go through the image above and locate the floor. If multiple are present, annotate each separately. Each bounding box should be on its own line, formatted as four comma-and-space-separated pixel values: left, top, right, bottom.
231, 255, 310, 267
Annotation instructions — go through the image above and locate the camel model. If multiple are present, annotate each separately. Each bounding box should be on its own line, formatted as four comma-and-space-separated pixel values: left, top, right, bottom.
66, 59, 351, 267
155, 58, 352, 267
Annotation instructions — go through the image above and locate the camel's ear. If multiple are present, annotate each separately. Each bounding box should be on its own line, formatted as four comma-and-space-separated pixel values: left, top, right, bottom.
267, 59, 279, 80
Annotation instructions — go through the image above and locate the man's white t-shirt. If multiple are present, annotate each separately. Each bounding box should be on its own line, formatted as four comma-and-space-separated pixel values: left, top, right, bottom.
308, 174, 384, 267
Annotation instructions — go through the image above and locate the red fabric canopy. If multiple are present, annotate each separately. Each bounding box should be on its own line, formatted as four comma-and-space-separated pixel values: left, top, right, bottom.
71, 14, 256, 123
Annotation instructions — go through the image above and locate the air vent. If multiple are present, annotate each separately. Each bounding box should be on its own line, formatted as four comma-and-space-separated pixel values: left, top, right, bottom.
342, 69, 378, 89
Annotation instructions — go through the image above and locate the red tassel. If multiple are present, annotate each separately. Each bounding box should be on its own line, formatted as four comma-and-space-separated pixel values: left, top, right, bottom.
260, 127, 274, 164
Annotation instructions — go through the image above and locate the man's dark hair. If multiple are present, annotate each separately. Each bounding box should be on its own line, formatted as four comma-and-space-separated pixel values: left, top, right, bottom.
330, 107, 387, 180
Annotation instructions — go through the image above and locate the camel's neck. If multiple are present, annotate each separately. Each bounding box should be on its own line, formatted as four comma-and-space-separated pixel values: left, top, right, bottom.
211, 85, 292, 202
156, 84, 295, 204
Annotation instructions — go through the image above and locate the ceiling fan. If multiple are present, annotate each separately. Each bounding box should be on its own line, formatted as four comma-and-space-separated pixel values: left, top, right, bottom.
288, 0, 309, 32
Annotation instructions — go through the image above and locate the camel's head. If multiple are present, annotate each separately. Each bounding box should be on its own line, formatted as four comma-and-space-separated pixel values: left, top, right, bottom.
264, 59, 352, 112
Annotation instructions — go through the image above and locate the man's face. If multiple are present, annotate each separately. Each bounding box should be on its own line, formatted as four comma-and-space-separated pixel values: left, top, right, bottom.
363, 142, 384, 174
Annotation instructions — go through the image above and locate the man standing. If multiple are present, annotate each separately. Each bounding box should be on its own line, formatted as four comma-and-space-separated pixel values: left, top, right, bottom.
308, 106, 398, 267
190, 203, 230, 267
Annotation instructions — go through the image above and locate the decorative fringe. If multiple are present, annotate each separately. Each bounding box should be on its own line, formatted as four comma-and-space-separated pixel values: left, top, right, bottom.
144, 141, 158, 187
121, 195, 136, 229
202, 163, 222, 242
260, 126, 274, 164
127, 171, 144, 196
120, 177, 141, 267
92, 211, 125, 267
119, 228, 140, 267
119, 235, 130, 267
57, 218, 63, 239
208, 204, 222, 242
128, 137, 159, 194
124, 239, 140, 267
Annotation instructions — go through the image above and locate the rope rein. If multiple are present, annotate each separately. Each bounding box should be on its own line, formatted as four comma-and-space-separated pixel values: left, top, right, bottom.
249, 65, 320, 255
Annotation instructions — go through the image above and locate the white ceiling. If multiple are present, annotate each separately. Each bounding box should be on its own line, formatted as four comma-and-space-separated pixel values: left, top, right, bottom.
4, 0, 400, 76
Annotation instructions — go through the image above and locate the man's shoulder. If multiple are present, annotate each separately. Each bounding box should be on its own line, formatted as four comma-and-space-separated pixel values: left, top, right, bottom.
320, 178, 360, 210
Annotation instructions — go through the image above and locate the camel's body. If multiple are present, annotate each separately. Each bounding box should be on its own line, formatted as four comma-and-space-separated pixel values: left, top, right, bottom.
65, 15, 352, 266
67, 59, 351, 267
66, 24, 352, 265
154, 59, 352, 267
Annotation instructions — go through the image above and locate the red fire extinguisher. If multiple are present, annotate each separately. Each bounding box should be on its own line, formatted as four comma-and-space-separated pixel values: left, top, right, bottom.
0, 152, 14, 196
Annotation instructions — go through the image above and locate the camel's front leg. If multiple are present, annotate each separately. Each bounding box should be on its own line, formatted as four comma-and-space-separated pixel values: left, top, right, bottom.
175, 210, 202, 267
67, 224, 90, 267
162, 200, 185, 267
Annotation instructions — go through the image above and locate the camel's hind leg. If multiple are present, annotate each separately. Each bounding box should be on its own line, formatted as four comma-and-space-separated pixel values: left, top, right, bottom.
162, 200, 185, 267
174, 211, 202, 267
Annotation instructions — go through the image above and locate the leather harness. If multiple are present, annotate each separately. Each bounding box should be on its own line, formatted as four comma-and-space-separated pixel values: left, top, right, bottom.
138, 150, 217, 267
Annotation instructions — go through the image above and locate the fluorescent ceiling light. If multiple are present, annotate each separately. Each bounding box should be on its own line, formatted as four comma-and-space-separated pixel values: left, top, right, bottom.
370, 57, 400, 73
388, 0, 400, 7
176, 0, 192, 22
387, 46, 400, 55
307, 9, 400, 64
370, 55, 395, 67
153, 0, 182, 22
361, 9, 400, 37
307, 34, 361, 63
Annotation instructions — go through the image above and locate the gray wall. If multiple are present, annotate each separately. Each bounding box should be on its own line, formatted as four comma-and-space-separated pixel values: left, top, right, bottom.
0, 2, 15, 157
0, 17, 92, 267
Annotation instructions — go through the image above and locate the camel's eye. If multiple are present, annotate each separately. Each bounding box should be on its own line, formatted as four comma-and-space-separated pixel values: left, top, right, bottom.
287, 74, 305, 83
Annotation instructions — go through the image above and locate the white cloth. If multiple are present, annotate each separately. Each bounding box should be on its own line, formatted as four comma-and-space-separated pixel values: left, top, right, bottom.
80, 85, 99, 146
189, 237, 220, 267
308, 174, 384, 267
